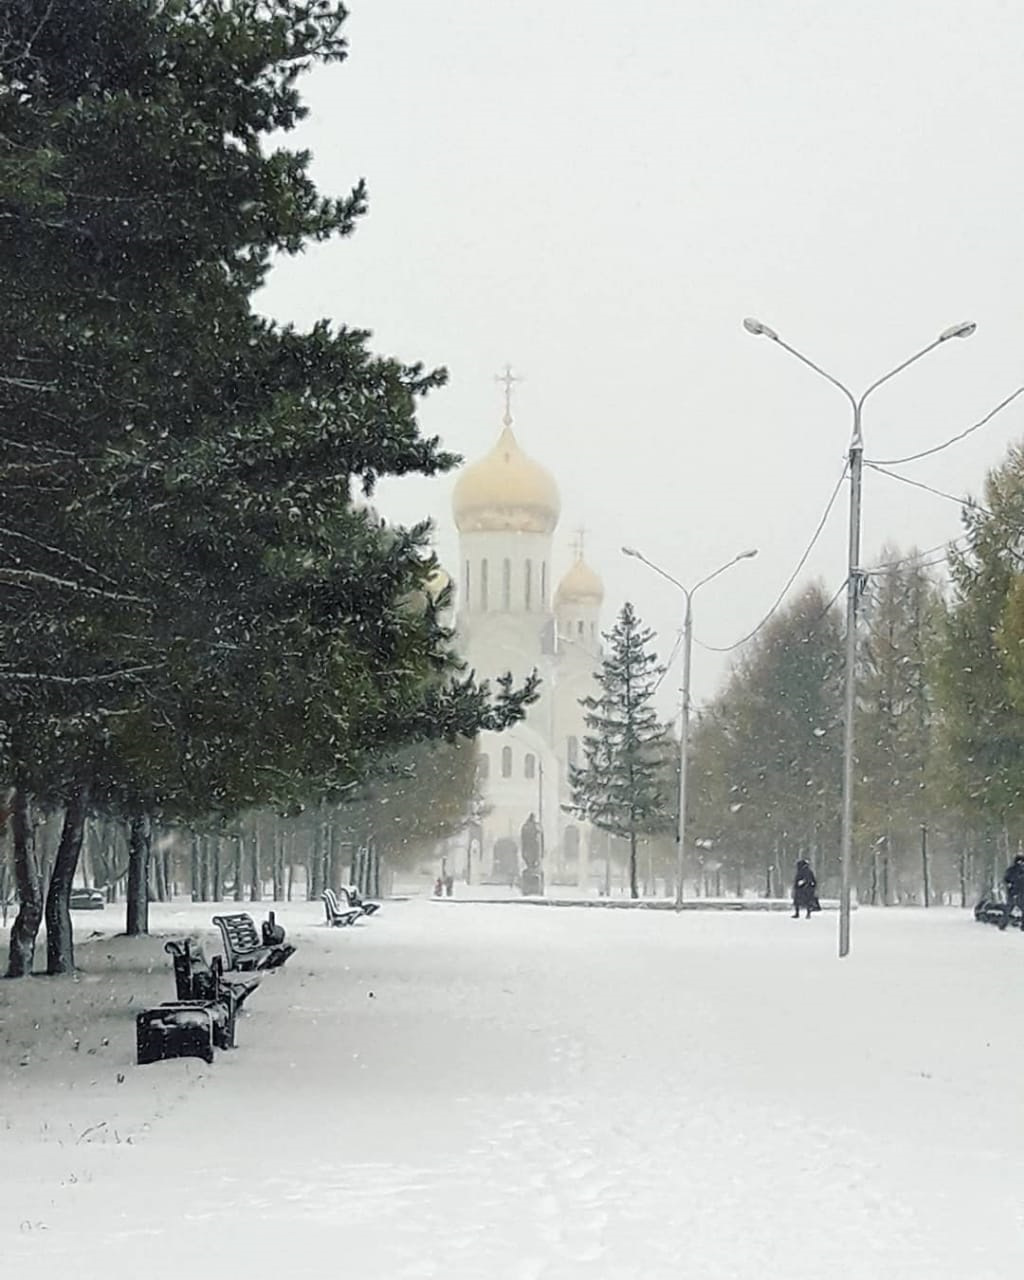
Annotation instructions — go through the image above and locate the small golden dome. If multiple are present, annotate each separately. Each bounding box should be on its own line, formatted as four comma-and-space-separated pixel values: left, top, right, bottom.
453, 426, 560, 535
555, 556, 604, 605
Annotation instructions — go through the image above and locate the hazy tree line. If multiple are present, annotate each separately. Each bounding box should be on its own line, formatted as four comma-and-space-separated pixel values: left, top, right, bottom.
9, 731, 481, 910
0, 0, 528, 978
571, 440, 1024, 906
686, 441, 1024, 904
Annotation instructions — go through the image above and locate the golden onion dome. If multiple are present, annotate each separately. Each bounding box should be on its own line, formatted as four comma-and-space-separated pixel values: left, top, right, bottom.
555, 556, 604, 606
453, 425, 560, 535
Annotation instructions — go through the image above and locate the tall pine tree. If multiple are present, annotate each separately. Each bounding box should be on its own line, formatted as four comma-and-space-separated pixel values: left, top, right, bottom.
570, 603, 671, 899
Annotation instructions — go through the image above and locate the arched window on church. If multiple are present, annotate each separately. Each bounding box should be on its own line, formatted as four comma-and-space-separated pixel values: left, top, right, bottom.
541, 561, 548, 604
502, 558, 511, 610
567, 735, 579, 767
577, 620, 584, 637
478, 754, 490, 780
590, 623, 596, 641
501, 746, 513, 778
524, 559, 533, 611
524, 753, 536, 780
464, 560, 471, 605
480, 559, 489, 611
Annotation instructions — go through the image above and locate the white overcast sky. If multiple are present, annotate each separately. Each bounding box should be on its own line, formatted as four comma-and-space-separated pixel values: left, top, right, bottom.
258, 0, 1024, 712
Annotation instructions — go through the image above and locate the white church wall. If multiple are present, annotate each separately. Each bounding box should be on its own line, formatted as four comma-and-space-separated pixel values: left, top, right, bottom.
458, 529, 553, 616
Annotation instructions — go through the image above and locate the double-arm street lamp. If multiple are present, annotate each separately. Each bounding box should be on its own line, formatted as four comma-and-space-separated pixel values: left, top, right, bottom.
621, 546, 758, 910
742, 316, 976, 956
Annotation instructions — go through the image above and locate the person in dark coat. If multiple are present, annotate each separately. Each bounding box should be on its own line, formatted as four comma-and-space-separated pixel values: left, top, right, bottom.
792, 859, 819, 919
998, 853, 1024, 930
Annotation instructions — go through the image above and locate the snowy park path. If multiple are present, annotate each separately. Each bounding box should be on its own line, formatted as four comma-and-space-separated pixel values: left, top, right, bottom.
4, 900, 1024, 1279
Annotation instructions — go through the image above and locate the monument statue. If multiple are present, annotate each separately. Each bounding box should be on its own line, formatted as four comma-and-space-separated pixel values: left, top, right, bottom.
519, 813, 544, 896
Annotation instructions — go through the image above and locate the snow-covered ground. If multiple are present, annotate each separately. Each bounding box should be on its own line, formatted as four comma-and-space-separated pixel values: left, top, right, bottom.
2, 899, 1022, 1279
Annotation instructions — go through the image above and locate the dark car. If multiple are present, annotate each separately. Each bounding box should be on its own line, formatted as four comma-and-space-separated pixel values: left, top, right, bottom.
70, 887, 105, 911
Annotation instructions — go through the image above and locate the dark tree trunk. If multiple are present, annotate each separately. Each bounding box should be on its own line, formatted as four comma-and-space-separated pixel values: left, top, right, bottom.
272, 827, 284, 902
233, 837, 244, 902
249, 825, 262, 902
326, 820, 342, 894
45, 785, 91, 975
310, 812, 325, 899
628, 829, 639, 899
163, 843, 173, 899
126, 813, 152, 936
212, 837, 223, 900
190, 834, 201, 901
80, 818, 94, 890
152, 837, 167, 902
7, 786, 42, 978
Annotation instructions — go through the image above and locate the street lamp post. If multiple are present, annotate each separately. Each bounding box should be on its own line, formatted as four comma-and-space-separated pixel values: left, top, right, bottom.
742, 317, 976, 956
622, 546, 758, 910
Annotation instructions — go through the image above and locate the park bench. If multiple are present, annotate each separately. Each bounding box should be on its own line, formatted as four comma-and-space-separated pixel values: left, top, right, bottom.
164, 938, 261, 1011
137, 998, 234, 1064
340, 884, 381, 916
974, 898, 1022, 928
213, 912, 296, 971
321, 888, 364, 927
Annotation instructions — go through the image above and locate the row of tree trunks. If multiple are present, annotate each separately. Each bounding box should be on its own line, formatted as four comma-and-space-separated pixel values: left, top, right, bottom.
7, 794, 155, 974
350, 842, 381, 898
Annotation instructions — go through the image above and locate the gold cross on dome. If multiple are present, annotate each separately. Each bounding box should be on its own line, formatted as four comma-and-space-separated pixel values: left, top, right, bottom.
495, 363, 524, 426
572, 527, 587, 561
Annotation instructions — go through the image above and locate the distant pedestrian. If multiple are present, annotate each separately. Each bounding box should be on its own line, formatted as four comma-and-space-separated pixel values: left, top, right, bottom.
792, 859, 819, 919
998, 853, 1024, 930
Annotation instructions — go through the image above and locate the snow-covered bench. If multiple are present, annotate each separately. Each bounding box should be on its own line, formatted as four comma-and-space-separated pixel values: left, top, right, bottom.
321, 888, 363, 927
341, 884, 381, 916
137, 1000, 233, 1064
164, 938, 261, 1010
213, 912, 295, 970
974, 898, 1021, 927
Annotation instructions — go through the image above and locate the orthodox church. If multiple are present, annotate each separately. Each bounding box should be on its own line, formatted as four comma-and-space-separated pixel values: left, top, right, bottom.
439, 375, 606, 889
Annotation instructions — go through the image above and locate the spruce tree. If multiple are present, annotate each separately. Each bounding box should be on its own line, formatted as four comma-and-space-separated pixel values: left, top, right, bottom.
571, 603, 671, 899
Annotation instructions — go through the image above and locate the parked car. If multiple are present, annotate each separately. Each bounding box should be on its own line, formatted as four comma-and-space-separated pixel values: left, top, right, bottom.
70, 887, 105, 911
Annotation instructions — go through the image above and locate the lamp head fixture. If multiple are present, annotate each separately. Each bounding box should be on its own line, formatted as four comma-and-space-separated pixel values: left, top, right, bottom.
938, 321, 976, 341
621, 546, 640, 559
743, 317, 778, 340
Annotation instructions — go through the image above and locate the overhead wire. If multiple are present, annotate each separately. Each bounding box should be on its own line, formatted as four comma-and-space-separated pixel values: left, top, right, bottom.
867, 533, 972, 573
865, 385, 1024, 467
865, 462, 992, 516
694, 460, 848, 654
676, 384, 1018, 665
